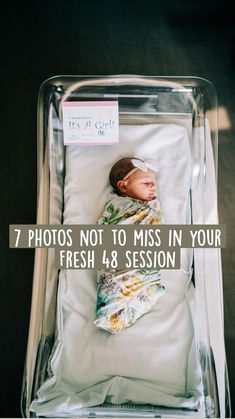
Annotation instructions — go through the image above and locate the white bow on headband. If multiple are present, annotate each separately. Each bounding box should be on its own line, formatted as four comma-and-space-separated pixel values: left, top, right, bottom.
131, 158, 158, 173
122, 157, 158, 181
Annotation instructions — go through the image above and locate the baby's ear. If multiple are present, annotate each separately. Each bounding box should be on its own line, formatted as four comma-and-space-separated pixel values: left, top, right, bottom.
116, 180, 127, 194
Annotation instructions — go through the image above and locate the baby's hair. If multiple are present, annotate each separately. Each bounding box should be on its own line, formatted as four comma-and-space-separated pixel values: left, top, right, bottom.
109, 157, 143, 194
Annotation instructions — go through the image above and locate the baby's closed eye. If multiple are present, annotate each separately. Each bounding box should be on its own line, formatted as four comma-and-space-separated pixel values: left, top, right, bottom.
143, 182, 155, 186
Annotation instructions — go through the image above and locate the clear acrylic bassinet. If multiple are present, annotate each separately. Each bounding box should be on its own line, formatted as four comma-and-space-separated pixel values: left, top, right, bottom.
21, 75, 231, 418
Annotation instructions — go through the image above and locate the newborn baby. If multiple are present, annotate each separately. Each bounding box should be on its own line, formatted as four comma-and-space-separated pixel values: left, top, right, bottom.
94, 157, 165, 334
112, 157, 158, 202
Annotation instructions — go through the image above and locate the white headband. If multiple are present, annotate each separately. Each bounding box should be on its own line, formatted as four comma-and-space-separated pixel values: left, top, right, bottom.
122, 158, 158, 181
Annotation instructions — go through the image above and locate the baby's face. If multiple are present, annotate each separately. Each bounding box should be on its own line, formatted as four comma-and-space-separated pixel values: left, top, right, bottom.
123, 170, 157, 201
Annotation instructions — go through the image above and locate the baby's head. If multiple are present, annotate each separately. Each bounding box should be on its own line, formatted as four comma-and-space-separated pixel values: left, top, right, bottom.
109, 157, 157, 201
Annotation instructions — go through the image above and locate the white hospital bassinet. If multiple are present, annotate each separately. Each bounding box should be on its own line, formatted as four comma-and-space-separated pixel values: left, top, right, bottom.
21, 75, 231, 418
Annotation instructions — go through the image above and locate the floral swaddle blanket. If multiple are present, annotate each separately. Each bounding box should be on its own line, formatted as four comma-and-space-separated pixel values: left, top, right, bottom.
94, 194, 165, 333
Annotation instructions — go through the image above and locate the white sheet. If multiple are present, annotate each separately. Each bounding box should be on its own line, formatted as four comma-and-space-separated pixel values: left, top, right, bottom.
30, 123, 203, 416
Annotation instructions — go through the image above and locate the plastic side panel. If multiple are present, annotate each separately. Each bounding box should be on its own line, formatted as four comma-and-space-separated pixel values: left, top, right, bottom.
192, 119, 228, 417
22, 142, 50, 417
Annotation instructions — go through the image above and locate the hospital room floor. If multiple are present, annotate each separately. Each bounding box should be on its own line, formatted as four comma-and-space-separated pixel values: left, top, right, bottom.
0, 0, 235, 417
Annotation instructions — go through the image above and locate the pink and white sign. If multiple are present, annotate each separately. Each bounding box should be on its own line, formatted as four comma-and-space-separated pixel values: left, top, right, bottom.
62, 101, 119, 145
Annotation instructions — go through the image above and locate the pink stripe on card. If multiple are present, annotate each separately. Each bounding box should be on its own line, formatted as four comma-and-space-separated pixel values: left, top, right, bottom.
62, 101, 118, 107
64, 141, 119, 145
